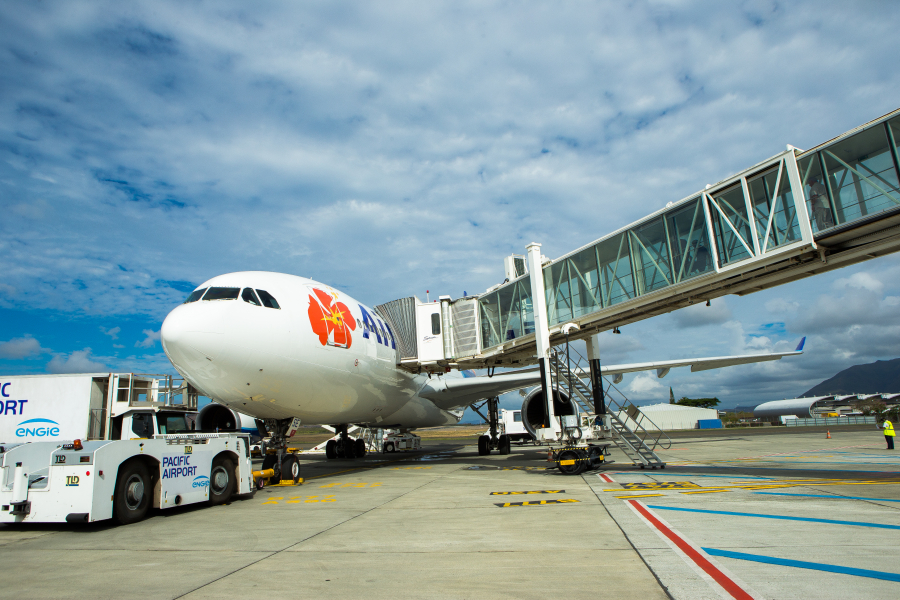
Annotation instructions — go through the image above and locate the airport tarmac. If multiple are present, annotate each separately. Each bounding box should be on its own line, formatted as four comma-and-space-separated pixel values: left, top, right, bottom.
1, 428, 899, 599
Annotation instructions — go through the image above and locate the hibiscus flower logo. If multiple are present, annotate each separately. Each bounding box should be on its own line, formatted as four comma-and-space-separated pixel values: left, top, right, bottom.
308, 287, 356, 348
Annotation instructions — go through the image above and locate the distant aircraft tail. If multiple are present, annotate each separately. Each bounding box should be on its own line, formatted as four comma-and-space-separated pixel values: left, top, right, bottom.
795, 336, 806, 352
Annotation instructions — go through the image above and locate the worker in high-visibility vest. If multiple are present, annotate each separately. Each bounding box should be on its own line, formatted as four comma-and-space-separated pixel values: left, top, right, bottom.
883, 418, 895, 450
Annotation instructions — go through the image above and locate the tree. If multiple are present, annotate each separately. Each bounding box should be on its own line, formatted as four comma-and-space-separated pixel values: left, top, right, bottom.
676, 397, 720, 409
669, 387, 675, 404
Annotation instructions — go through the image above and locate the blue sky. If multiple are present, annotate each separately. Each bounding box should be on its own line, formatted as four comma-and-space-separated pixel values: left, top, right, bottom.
2, 1, 900, 414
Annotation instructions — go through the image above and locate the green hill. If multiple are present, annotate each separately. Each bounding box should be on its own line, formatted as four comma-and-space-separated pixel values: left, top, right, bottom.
802, 358, 900, 396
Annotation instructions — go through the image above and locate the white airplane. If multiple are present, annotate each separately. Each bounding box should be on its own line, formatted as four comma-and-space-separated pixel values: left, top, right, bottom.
161, 271, 804, 477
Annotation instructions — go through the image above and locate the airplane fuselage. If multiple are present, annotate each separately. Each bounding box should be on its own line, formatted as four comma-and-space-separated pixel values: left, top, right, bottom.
161, 272, 461, 428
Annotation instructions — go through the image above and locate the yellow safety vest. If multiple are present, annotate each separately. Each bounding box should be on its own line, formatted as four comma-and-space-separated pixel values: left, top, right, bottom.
885, 420, 896, 437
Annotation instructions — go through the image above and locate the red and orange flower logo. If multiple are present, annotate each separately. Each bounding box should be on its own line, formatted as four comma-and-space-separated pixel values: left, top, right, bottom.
308, 287, 356, 348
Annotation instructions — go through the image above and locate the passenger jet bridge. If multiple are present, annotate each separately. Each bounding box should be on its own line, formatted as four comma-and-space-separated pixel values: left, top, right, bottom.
377, 108, 900, 372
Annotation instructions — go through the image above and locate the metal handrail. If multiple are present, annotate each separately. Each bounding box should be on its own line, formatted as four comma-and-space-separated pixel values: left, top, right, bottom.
550, 344, 672, 451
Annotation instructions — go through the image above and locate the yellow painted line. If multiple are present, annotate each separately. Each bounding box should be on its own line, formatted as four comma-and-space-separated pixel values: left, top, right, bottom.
495, 499, 580, 507
681, 489, 731, 495
615, 493, 664, 499
490, 490, 565, 495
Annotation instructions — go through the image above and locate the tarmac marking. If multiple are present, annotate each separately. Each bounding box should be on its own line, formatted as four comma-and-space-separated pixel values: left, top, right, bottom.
388, 466, 432, 470
753, 492, 900, 502
619, 482, 701, 490
702, 548, 900, 582
318, 482, 382, 488
260, 495, 337, 505
614, 493, 664, 499
490, 490, 564, 495
681, 489, 731, 495
598, 473, 616, 483
645, 505, 900, 530
495, 499, 579, 507
625, 500, 757, 600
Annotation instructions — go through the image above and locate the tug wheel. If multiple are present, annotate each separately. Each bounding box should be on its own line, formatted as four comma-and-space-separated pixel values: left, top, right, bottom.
209, 456, 235, 505
113, 460, 151, 525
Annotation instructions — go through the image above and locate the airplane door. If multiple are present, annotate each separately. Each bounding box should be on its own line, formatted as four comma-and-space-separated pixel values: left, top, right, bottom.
416, 303, 444, 362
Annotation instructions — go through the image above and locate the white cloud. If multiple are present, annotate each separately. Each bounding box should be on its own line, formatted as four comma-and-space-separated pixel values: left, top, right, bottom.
626, 372, 667, 401
834, 272, 885, 295
0, 335, 48, 359
765, 298, 799, 314
669, 300, 732, 329
46, 349, 106, 374
136, 329, 161, 348
100, 326, 120, 340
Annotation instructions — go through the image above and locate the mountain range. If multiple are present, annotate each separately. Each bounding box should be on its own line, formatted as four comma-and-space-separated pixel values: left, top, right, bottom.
802, 358, 900, 396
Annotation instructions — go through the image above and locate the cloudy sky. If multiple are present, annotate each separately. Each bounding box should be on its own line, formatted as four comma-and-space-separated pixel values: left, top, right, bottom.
1, 1, 899, 414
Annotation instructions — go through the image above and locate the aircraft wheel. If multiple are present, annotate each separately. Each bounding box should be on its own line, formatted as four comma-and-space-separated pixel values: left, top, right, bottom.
281, 454, 301, 483
477, 435, 491, 456
557, 450, 586, 475
498, 434, 511, 455
114, 460, 151, 524
209, 456, 235, 505
342, 438, 357, 459
325, 439, 337, 459
355, 438, 366, 457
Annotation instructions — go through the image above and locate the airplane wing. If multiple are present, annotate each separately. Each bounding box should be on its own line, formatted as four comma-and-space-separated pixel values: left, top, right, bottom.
419, 337, 806, 410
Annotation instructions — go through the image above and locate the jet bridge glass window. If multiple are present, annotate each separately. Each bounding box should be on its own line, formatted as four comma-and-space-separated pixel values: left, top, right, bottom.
666, 198, 714, 282
708, 185, 753, 266
431, 313, 441, 335
203, 287, 240, 301
183, 288, 207, 303
820, 124, 900, 226
241, 287, 261, 306
256, 289, 281, 309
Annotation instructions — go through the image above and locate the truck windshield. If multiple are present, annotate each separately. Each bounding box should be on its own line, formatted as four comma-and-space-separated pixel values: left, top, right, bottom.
157, 412, 192, 434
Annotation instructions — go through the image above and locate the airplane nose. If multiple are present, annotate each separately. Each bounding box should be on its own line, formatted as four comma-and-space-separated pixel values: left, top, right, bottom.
161, 304, 223, 364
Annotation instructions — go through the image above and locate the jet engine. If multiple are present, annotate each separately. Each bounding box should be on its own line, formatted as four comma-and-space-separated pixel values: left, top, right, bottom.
520, 387, 578, 438
197, 402, 244, 432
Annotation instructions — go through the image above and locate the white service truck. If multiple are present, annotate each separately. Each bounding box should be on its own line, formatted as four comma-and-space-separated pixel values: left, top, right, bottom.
0, 373, 253, 524
483, 409, 534, 444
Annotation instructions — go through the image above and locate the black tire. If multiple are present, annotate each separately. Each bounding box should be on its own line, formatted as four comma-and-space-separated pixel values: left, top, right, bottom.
477, 435, 490, 456
557, 450, 586, 475
341, 438, 355, 459
325, 439, 337, 459
498, 435, 511, 455
281, 454, 300, 483
209, 456, 235, 505
385, 442, 395, 453
114, 460, 151, 525
262, 453, 277, 481
354, 438, 366, 457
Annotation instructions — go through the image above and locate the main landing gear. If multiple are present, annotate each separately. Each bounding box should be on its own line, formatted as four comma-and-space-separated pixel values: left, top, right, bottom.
475, 397, 511, 456
261, 418, 302, 486
324, 425, 367, 460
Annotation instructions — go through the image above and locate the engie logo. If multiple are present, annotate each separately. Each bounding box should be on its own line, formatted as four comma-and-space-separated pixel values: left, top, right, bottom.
192, 476, 210, 488
16, 418, 60, 438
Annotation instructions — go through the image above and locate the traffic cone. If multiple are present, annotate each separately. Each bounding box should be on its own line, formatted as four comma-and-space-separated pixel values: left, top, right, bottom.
547, 449, 553, 462
826, 430, 831, 439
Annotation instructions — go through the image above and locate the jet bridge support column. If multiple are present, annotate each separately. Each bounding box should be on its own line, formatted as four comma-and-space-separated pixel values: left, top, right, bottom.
586, 335, 606, 415
526, 242, 558, 439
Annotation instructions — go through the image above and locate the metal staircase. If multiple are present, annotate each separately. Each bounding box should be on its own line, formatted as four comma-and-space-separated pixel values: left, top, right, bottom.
549, 351, 669, 469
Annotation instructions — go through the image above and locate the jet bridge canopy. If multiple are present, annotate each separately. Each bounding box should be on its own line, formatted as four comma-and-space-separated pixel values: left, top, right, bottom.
383, 108, 900, 373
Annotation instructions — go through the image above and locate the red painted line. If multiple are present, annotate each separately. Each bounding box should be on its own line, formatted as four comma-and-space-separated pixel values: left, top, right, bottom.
627, 500, 754, 600
599, 473, 615, 483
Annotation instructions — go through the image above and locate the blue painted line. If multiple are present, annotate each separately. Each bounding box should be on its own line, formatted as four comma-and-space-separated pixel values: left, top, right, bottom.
645, 505, 900, 530
680, 466, 900, 475
658, 473, 772, 479
702, 548, 900, 582
753, 492, 900, 503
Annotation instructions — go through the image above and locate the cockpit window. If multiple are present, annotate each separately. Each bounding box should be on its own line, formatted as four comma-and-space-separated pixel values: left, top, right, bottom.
256, 289, 280, 309
241, 288, 261, 306
184, 288, 207, 304
203, 287, 240, 301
